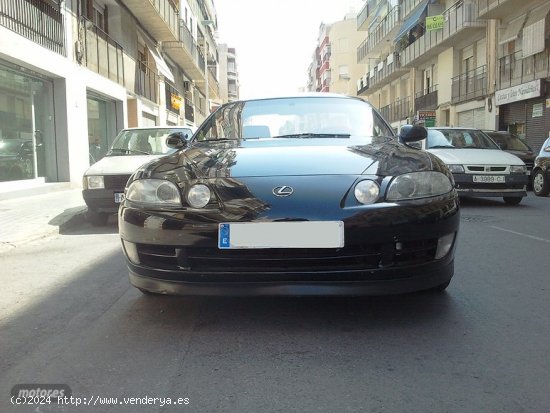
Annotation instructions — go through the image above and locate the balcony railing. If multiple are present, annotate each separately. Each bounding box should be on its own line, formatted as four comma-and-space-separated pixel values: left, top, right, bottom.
399, 1, 484, 67
165, 82, 181, 114
368, 53, 406, 92
80, 17, 124, 85
136, 61, 158, 103
164, 21, 205, 81
415, 84, 438, 110
400, 0, 426, 20
366, 6, 400, 54
451, 65, 487, 103
357, 0, 378, 30
380, 97, 413, 123
476, 0, 512, 18
498, 50, 550, 90
0, 0, 66, 55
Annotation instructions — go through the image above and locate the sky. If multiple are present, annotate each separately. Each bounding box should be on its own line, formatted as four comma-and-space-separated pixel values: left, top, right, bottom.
214, 0, 364, 99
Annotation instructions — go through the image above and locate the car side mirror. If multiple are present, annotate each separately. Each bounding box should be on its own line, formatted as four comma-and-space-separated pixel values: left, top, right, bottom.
166, 132, 188, 149
398, 124, 427, 144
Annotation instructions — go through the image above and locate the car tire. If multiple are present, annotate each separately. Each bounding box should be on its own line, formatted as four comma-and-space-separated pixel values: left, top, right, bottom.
503, 196, 522, 205
88, 211, 109, 226
532, 170, 550, 197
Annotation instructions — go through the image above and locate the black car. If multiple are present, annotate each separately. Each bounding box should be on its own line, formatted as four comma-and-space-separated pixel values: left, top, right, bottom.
532, 137, 550, 197
119, 94, 460, 296
483, 130, 536, 177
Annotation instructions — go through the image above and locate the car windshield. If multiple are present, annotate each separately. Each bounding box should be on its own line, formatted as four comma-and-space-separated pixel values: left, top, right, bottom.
485, 132, 531, 151
427, 129, 500, 149
193, 97, 395, 146
108, 128, 192, 155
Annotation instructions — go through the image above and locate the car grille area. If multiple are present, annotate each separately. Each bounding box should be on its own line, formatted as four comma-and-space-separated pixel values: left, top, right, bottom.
104, 175, 131, 190
134, 240, 439, 281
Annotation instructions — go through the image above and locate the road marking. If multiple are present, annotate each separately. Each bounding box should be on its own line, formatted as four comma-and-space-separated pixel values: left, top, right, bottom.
490, 226, 550, 243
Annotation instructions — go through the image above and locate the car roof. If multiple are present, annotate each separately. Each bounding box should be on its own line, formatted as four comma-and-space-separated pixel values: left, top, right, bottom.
427, 127, 481, 130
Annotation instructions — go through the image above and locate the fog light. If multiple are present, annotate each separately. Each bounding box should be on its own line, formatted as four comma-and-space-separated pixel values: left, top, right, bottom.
435, 233, 455, 259
122, 240, 140, 264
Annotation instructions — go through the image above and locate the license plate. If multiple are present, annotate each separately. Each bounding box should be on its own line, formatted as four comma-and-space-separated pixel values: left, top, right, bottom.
472, 175, 505, 183
218, 221, 344, 249
114, 193, 125, 203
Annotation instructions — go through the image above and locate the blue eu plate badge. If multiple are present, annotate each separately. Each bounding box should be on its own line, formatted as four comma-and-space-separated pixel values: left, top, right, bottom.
219, 223, 231, 249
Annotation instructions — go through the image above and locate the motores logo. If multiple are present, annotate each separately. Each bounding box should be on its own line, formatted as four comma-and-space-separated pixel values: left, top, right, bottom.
11, 384, 72, 399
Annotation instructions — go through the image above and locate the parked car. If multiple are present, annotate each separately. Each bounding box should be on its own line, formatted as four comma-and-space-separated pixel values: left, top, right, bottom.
483, 130, 536, 178
422, 127, 528, 205
0, 138, 34, 181
532, 137, 550, 197
82, 126, 194, 226
118, 94, 460, 297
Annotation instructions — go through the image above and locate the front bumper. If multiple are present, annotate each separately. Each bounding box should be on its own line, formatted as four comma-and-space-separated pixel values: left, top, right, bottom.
82, 188, 125, 213
119, 194, 460, 296
453, 173, 527, 197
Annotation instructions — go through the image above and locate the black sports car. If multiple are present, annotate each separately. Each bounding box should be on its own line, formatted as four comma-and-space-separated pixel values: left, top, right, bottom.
119, 94, 460, 296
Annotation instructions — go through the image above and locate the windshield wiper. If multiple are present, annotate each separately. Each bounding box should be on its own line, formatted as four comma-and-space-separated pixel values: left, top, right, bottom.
108, 148, 150, 155
429, 145, 455, 149
272, 133, 351, 139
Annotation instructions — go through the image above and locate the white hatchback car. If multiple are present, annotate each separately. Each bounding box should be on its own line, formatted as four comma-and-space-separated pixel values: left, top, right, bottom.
83, 126, 194, 225
421, 127, 528, 205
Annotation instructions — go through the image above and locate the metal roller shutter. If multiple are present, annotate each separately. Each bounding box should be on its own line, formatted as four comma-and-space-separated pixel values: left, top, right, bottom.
457, 107, 486, 128
526, 98, 549, 153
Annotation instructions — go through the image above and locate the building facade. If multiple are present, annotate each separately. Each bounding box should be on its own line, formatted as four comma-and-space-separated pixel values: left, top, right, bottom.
307, 15, 366, 96
352, 0, 550, 151
218, 44, 240, 103
0, 0, 220, 191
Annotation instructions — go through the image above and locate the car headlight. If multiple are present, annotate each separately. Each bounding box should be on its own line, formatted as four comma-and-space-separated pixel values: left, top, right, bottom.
510, 165, 526, 174
187, 184, 211, 208
125, 179, 181, 206
387, 171, 453, 201
447, 164, 465, 173
354, 180, 380, 205
85, 175, 104, 189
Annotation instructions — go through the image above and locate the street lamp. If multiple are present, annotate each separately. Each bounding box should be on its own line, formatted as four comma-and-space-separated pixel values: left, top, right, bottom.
202, 20, 215, 116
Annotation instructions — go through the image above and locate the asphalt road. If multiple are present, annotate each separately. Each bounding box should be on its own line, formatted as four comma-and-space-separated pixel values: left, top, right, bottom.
1, 194, 549, 413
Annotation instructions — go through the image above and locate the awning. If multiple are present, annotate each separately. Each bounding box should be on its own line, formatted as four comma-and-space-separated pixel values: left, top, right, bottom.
498, 15, 527, 45
394, 0, 430, 42
141, 34, 175, 83
524, 2, 550, 27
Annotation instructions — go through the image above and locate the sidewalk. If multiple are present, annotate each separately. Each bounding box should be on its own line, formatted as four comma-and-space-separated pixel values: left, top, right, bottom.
0, 185, 89, 254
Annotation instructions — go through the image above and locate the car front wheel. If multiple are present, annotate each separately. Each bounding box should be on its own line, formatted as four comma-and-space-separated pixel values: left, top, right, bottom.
503, 196, 523, 205
532, 170, 550, 196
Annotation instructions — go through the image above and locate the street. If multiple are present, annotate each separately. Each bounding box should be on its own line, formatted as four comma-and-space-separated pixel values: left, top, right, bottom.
1, 194, 549, 413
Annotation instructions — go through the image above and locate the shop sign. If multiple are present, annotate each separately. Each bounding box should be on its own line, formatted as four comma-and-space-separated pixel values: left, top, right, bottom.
426, 15, 444, 31
417, 110, 436, 127
495, 79, 542, 106
532, 103, 543, 118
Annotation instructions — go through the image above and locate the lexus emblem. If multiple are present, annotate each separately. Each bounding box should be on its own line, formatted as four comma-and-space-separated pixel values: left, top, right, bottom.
272, 186, 294, 197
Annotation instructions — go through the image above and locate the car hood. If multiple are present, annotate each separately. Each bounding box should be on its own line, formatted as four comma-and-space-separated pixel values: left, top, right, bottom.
84, 154, 165, 175
144, 140, 436, 179
428, 148, 525, 165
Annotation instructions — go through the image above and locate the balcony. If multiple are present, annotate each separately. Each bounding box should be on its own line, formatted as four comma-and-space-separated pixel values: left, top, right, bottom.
399, 1, 485, 67
207, 68, 219, 100
165, 82, 182, 114
357, 76, 369, 95
365, 6, 400, 58
451, 65, 487, 104
365, 53, 408, 94
477, 0, 517, 19
415, 84, 438, 110
184, 98, 194, 123
357, 0, 380, 31
136, 61, 158, 103
164, 22, 205, 89
498, 50, 550, 90
80, 17, 125, 86
119, 0, 178, 41
401, 0, 427, 20
380, 97, 413, 123
0, 0, 65, 55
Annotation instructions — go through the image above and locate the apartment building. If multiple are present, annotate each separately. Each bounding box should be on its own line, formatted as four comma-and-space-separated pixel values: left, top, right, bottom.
353, 0, 550, 152
307, 15, 366, 95
218, 44, 240, 103
0, 0, 220, 191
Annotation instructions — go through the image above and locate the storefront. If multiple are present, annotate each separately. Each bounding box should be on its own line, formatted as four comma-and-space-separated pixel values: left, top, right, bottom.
87, 92, 119, 164
496, 79, 550, 153
0, 61, 58, 182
